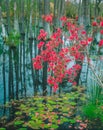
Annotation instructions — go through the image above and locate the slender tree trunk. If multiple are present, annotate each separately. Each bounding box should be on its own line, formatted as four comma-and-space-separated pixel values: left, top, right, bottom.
11, 49, 14, 99
75, 61, 83, 86
78, 0, 83, 25
82, 0, 90, 28
28, 0, 36, 95
13, 48, 19, 100
6, 0, 14, 101
19, 0, 26, 97
19, 43, 23, 96
42, 0, 50, 96
6, 0, 10, 34
38, 0, 43, 28
1, 4, 6, 107
53, 0, 58, 29
8, 48, 12, 100
95, 0, 101, 19
3, 43, 6, 105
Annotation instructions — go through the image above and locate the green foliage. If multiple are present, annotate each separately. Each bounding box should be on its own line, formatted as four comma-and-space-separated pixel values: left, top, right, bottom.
82, 103, 103, 122
65, 2, 78, 18
50, 124, 58, 129
82, 104, 97, 119
88, 85, 102, 105
17, 128, 27, 130
0, 128, 6, 130
5, 31, 20, 47
14, 120, 24, 126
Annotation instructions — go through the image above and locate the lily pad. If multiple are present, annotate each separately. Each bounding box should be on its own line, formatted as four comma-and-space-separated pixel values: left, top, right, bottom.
0, 128, 6, 130
14, 120, 24, 126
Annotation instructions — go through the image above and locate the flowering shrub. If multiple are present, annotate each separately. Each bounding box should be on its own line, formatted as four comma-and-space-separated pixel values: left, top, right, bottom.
33, 15, 103, 92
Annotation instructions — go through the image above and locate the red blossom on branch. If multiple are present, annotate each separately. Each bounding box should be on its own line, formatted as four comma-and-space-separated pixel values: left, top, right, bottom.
99, 39, 103, 47
100, 30, 103, 35
42, 14, 53, 24
87, 37, 93, 43
37, 41, 45, 49
100, 21, 103, 27
37, 29, 47, 40
92, 21, 98, 26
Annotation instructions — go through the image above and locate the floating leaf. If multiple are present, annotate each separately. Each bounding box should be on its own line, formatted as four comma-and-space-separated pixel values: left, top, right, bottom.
0, 128, 6, 130
68, 119, 76, 124
51, 124, 58, 129
48, 100, 57, 105
17, 128, 27, 130
15, 111, 22, 115
14, 120, 24, 126
27, 120, 40, 129
69, 101, 76, 106
62, 117, 69, 122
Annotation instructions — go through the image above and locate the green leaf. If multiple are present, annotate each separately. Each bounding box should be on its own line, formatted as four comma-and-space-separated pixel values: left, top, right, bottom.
31, 116, 37, 120
51, 124, 58, 129
62, 117, 69, 122
15, 111, 22, 115
14, 120, 24, 126
48, 100, 57, 105
27, 120, 40, 129
17, 128, 27, 130
68, 119, 76, 124
0, 128, 6, 130
69, 101, 76, 106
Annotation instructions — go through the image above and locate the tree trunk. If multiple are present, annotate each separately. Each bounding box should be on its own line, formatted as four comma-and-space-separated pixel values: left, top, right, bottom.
42, 0, 50, 96
3, 43, 6, 105
82, 0, 90, 28
13, 48, 19, 100
20, 0, 26, 97
8, 48, 13, 100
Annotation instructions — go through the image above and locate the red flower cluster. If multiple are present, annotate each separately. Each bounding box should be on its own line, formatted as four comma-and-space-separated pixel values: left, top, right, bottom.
67, 64, 81, 83
60, 16, 67, 22
81, 30, 86, 35
100, 30, 103, 35
33, 55, 42, 70
99, 39, 103, 47
87, 37, 93, 43
37, 41, 44, 49
37, 29, 47, 40
60, 16, 68, 26
100, 21, 103, 27
42, 14, 53, 24
92, 21, 98, 26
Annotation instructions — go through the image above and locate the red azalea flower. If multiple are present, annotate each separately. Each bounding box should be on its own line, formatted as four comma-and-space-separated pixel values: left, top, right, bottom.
100, 21, 103, 27
81, 30, 86, 35
87, 37, 93, 43
92, 21, 98, 26
72, 82, 77, 86
53, 83, 58, 92
80, 40, 88, 46
60, 16, 67, 22
45, 14, 53, 23
100, 30, 103, 35
99, 39, 103, 47
37, 41, 44, 49
37, 29, 47, 40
